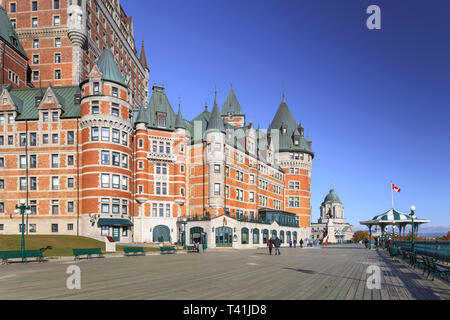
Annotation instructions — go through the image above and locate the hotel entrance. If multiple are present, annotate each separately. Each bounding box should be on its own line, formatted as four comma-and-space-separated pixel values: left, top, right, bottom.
215, 226, 233, 247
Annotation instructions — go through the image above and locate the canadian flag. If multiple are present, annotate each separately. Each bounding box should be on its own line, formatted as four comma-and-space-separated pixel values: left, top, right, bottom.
392, 184, 401, 193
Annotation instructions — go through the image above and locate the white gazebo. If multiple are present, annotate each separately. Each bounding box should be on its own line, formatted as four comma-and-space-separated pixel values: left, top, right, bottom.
359, 207, 430, 240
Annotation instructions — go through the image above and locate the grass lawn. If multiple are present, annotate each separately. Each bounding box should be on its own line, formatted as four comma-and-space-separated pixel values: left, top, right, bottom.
0, 235, 160, 257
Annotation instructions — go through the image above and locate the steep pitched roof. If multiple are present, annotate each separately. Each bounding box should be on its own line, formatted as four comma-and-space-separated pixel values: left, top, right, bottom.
3, 86, 80, 120
139, 40, 149, 70
268, 95, 314, 156
141, 86, 177, 130
175, 105, 185, 129
0, 5, 27, 58
135, 105, 150, 124
96, 47, 126, 86
206, 94, 225, 133
221, 85, 243, 115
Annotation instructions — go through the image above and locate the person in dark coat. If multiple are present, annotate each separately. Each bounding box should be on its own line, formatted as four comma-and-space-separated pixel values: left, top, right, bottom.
274, 237, 281, 255
268, 237, 273, 255
289, 240, 292, 248
299, 238, 304, 248
293, 240, 296, 248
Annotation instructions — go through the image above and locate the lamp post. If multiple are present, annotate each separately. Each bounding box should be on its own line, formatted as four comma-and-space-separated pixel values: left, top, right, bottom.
14, 199, 31, 261
182, 218, 187, 250
410, 206, 416, 254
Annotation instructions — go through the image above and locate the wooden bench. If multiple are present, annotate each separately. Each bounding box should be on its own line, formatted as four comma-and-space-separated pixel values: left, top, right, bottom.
123, 247, 145, 257
159, 246, 176, 254
424, 256, 450, 282
73, 248, 104, 261
0, 250, 44, 265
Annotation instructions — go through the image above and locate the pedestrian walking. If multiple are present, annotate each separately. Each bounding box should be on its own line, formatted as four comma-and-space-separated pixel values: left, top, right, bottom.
299, 238, 304, 248
289, 240, 292, 248
275, 237, 281, 255
293, 240, 296, 248
268, 237, 273, 255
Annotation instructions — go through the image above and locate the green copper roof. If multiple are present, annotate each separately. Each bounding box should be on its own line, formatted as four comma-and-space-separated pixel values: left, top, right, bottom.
206, 94, 226, 133
175, 105, 185, 129
0, 5, 27, 58
221, 85, 244, 116
324, 189, 341, 203
3, 86, 80, 120
96, 47, 126, 86
268, 95, 314, 156
136, 86, 177, 131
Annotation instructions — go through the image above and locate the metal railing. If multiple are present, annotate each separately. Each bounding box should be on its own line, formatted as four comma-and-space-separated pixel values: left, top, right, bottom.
393, 240, 450, 262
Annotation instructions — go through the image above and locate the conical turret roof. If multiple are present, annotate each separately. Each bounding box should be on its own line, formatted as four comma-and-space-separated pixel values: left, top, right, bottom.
206, 92, 225, 133
175, 105, 185, 129
221, 84, 243, 115
139, 40, 149, 70
96, 47, 126, 86
0, 5, 27, 58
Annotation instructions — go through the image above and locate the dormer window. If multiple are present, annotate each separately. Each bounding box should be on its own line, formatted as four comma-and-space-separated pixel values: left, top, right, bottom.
281, 124, 288, 135
156, 112, 166, 127
74, 94, 81, 104
35, 97, 42, 107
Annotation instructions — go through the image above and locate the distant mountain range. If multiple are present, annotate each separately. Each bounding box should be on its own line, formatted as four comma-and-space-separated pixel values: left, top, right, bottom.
354, 224, 449, 237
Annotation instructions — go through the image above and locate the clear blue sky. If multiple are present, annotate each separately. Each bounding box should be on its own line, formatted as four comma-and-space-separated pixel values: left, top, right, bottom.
123, 0, 450, 229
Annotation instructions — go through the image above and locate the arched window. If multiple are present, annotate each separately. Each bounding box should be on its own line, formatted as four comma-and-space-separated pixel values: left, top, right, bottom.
253, 228, 259, 244
280, 231, 285, 243
241, 228, 249, 244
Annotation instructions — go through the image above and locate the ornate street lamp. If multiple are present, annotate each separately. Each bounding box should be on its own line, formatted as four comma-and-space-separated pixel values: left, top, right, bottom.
182, 218, 187, 250
410, 206, 416, 254
14, 199, 31, 262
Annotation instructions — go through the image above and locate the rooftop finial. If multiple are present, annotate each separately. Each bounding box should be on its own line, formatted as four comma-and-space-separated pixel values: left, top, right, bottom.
214, 84, 217, 99
178, 96, 181, 110
231, 80, 233, 89
282, 81, 285, 102
205, 102, 208, 111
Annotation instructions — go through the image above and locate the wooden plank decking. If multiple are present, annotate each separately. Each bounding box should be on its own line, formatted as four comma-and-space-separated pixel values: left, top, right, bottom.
0, 244, 448, 300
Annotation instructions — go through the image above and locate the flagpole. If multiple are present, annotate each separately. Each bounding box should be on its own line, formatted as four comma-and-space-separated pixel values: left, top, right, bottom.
391, 181, 394, 209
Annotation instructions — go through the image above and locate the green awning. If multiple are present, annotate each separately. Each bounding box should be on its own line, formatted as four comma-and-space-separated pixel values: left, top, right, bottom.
97, 218, 133, 227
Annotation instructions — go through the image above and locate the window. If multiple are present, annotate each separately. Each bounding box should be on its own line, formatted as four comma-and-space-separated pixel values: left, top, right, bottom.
51, 224, 58, 233
11, 19, 16, 28
30, 133, 37, 146
215, 143, 221, 151
30, 154, 37, 169
42, 112, 49, 122
68, 178, 74, 188
0, 115, 3, 125
54, 0, 60, 9
112, 87, 118, 97
101, 198, 110, 213
101, 174, 110, 188
20, 133, 27, 146
32, 1, 38, 10
52, 154, 59, 168
112, 199, 120, 214
122, 132, 128, 146
0, 180, 3, 189
249, 192, 255, 203
111, 104, 119, 117
122, 154, 128, 169
52, 177, 59, 190
0, 158, 3, 167
180, 165, 184, 173
8, 113, 14, 124
55, 53, 61, 63
112, 152, 119, 166
101, 226, 109, 236
20, 177, 27, 190
68, 155, 74, 166
101, 151, 109, 165
51, 200, 59, 215
156, 112, 166, 127
166, 142, 171, 154
54, 16, 60, 26
214, 183, 220, 195
68, 224, 74, 231
138, 139, 143, 148
10, 3, 16, 13
101, 128, 109, 141
0, 136, 3, 145
214, 164, 220, 173
112, 129, 119, 143
90, 127, 99, 141
32, 18, 38, 28
166, 204, 171, 217
93, 82, 100, 94
67, 131, 75, 145
20, 155, 26, 168
8, 135, 13, 145
32, 55, 39, 64
32, 70, 40, 81
122, 176, 128, 191
52, 133, 59, 144
55, 38, 61, 48
92, 101, 99, 114
42, 134, 48, 144
33, 39, 39, 49
112, 175, 120, 189
55, 70, 61, 80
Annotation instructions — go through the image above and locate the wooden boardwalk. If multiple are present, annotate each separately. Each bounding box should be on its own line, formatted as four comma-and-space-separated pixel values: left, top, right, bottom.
0, 244, 448, 300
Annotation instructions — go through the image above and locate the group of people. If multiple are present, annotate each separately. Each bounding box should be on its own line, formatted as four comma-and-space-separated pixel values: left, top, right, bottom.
267, 238, 304, 255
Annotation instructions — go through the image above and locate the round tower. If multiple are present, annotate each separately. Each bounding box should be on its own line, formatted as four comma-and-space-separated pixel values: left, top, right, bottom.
67, 0, 87, 85
79, 48, 134, 241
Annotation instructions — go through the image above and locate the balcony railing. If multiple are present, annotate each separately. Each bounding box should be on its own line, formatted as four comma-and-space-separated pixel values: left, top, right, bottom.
147, 152, 175, 162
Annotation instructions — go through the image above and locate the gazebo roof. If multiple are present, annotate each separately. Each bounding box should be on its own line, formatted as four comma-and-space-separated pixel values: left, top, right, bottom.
360, 208, 430, 226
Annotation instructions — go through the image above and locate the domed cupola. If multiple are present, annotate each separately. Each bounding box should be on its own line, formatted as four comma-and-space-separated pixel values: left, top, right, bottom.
324, 189, 342, 203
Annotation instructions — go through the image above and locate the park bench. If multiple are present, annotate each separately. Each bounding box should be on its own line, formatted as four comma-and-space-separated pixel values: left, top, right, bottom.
0, 250, 44, 265
389, 247, 400, 257
159, 246, 176, 254
424, 256, 450, 282
123, 246, 145, 257
411, 253, 425, 270
186, 245, 199, 253
73, 248, 104, 261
